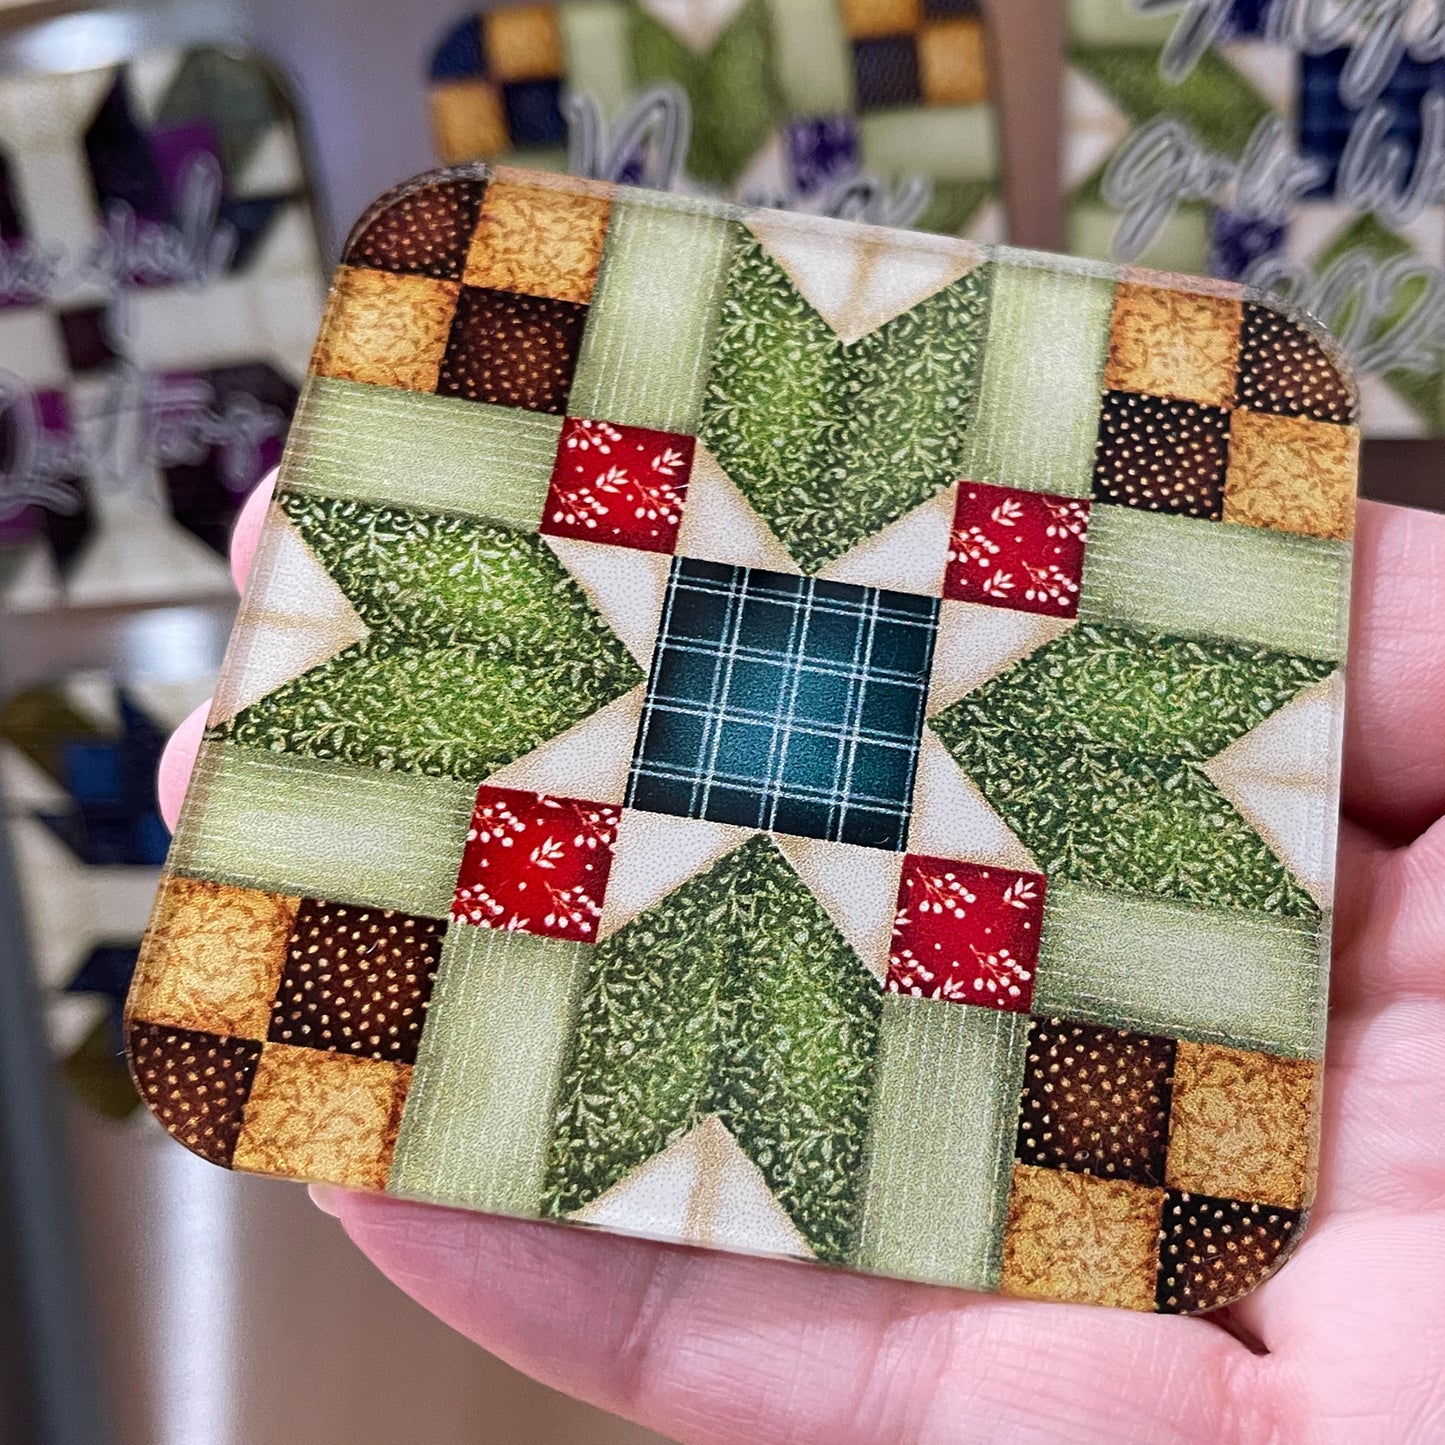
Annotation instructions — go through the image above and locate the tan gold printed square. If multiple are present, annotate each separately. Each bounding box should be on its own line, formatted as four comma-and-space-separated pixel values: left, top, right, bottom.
1166, 1041, 1318, 1209
483, 5, 562, 81
311, 266, 459, 393
463, 182, 612, 305
128, 878, 297, 1038
1105, 282, 1243, 409
840, 0, 920, 39
918, 20, 988, 106
232, 1044, 410, 1189
1001, 1164, 1164, 1311
429, 80, 508, 164
1224, 410, 1358, 541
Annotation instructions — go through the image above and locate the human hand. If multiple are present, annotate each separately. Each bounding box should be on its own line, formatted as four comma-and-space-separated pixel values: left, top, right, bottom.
159, 480, 1445, 1444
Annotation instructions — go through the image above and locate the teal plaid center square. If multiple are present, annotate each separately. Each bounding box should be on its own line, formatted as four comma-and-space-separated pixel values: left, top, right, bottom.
627, 558, 939, 850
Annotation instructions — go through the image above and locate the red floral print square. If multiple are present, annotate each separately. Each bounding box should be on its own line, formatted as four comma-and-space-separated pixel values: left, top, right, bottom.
541, 417, 696, 553
944, 481, 1090, 616
885, 854, 1047, 1012
452, 785, 621, 940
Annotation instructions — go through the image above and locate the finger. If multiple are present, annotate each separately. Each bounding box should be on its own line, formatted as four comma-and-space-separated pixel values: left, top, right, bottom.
154, 472, 277, 830
229, 467, 277, 593
1219, 1210, 1445, 1435
1300, 813, 1445, 1222
1311, 992, 1445, 1218
337, 1193, 1246, 1445
1330, 813, 1445, 1007
157, 700, 210, 831
1342, 500, 1445, 841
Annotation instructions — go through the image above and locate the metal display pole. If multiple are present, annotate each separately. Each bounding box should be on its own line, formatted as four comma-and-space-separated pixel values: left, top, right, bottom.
0, 777, 112, 1445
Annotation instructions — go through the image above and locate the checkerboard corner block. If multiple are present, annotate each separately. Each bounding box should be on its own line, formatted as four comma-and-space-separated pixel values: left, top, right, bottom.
316, 166, 615, 416
125, 870, 441, 1187
1089, 266, 1362, 540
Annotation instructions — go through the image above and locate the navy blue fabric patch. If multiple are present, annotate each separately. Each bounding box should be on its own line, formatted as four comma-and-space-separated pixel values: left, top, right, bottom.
628, 559, 938, 850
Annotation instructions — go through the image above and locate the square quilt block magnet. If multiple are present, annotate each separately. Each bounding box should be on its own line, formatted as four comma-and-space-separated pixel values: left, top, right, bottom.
131, 165, 1358, 1316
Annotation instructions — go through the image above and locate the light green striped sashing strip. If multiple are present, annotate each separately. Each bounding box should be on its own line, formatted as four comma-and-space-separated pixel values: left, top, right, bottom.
558, 0, 635, 119
170, 742, 474, 918
567, 197, 739, 432
766, 0, 854, 114
855, 998, 1027, 1290
1033, 882, 1327, 1059
1079, 507, 1351, 661
958, 256, 1115, 498
389, 925, 586, 1213
858, 105, 998, 184
285, 376, 560, 529
1069, 0, 1177, 45
1068, 202, 1211, 273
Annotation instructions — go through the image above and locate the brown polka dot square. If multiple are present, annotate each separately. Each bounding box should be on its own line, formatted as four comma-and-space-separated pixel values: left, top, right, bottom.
267, 899, 443, 1065
128, 1021, 263, 1167
1001, 1163, 1164, 1311
437, 284, 588, 414
1015, 1018, 1176, 1186
1156, 1190, 1301, 1314
1092, 390, 1230, 519
231, 1043, 410, 1190
1166, 1042, 1318, 1209
346, 180, 487, 281
1237, 303, 1356, 425
311, 266, 459, 394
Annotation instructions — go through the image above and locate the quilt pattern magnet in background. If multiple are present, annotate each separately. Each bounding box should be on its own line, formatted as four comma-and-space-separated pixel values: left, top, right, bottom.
424, 0, 1002, 239
1063, 0, 1445, 440
0, 46, 326, 610
127, 165, 1357, 1314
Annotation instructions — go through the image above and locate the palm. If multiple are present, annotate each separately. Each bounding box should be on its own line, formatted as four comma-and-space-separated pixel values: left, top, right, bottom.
170, 497, 1445, 1443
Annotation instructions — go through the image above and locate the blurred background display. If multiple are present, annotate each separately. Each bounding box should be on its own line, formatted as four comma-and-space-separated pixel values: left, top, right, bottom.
426, 0, 1005, 237
1065, 0, 1445, 440
0, 43, 320, 609
0, 35, 321, 1118
2, 672, 208, 1115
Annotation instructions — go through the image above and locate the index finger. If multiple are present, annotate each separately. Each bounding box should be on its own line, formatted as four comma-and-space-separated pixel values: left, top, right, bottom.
156, 468, 276, 829
1342, 499, 1445, 841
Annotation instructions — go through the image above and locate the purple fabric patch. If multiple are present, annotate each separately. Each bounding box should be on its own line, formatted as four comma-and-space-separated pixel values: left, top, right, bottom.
786, 117, 860, 198
149, 120, 225, 210
1208, 208, 1286, 282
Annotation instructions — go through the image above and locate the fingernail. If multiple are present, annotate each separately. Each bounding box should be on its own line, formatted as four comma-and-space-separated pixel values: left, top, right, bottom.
309, 1182, 345, 1218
